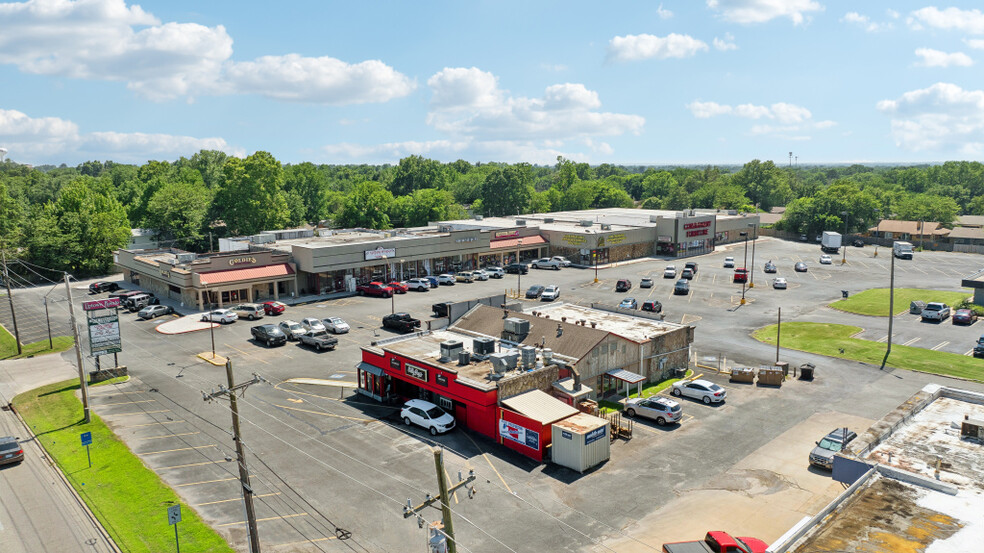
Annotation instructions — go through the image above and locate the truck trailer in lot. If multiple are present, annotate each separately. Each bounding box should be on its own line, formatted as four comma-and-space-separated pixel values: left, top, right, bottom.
820, 231, 842, 253
894, 240, 914, 259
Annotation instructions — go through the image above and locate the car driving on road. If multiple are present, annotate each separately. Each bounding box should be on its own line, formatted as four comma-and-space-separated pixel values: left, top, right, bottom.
0, 436, 24, 466
88, 281, 120, 294
671, 379, 726, 404
623, 396, 681, 426
401, 399, 455, 435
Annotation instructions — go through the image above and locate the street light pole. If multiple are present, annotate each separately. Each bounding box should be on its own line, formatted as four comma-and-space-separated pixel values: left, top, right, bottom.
880, 250, 895, 370
841, 211, 849, 265
740, 231, 749, 305
516, 239, 523, 298
593, 250, 599, 283
748, 223, 757, 288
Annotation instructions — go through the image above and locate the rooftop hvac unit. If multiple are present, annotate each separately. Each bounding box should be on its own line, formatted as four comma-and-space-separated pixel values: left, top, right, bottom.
520, 346, 537, 368
580, 219, 593, 227
488, 352, 511, 374
727, 210, 738, 215
503, 317, 530, 335
474, 215, 484, 220
251, 233, 275, 244
601, 223, 612, 230
175, 252, 196, 263
473, 337, 495, 355
458, 351, 471, 366
961, 416, 984, 441
543, 217, 554, 223
440, 340, 464, 361
542, 348, 553, 364
515, 219, 527, 226
439, 225, 453, 232
504, 350, 520, 370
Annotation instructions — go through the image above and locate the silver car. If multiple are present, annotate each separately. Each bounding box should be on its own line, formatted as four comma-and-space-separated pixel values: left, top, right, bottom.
301, 317, 326, 333
138, 304, 174, 319
671, 379, 727, 404
278, 320, 307, 341
623, 397, 682, 426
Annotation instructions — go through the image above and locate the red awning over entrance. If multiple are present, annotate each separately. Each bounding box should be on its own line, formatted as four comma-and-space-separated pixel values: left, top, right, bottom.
489, 235, 546, 250
199, 263, 294, 285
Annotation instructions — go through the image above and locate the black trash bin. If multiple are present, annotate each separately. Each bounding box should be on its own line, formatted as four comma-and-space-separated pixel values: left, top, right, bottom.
673, 367, 686, 379
799, 363, 815, 380
841, 290, 849, 298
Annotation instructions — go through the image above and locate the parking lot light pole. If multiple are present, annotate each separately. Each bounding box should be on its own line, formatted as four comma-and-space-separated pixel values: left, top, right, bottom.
748, 223, 757, 288
516, 238, 523, 298
593, 250, 599, 283
841, 211, 849, 265
880, 251, 895, 370
740, 231, 749, 305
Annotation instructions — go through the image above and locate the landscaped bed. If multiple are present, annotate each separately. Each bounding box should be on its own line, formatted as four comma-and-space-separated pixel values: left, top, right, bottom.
829, 288, 970, 317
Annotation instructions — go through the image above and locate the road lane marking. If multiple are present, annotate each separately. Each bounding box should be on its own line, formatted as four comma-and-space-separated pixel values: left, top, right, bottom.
271, 537, 337, 548
902, 337, 920, 346
142, 445, 217, 455
217, 513, 307, 527
462, 431, 512, 495
159, 460, 227, 470
134, 432, 201, 441
930, 341, 949, 351
196, 493, 280, 506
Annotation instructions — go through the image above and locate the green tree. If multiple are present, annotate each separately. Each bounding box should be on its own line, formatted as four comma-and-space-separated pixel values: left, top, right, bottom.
0, 179, 21, 246
284, 162, 330, 223
389, 156, 450, 197
390, 188, 467, 227
212, 152, 290, 235
893, 194, 959, 224
662, 186, 690, 210
145, 180, 212, 249
729, 159, 793, 211
338, 182, 395, 229
480, 165, 533, 216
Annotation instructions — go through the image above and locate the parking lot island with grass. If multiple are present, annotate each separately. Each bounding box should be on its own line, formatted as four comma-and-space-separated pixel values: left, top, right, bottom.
829, 287, 972, 317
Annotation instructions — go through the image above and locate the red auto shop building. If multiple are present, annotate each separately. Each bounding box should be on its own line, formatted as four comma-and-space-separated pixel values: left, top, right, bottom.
358, 330, 596, 462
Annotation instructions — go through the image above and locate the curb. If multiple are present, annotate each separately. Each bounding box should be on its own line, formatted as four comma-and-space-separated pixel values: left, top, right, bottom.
6, 401, 121, 553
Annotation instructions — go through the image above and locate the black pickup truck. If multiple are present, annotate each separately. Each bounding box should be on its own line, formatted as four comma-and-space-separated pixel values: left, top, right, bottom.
383, 313, 422, 333
298, 329, 338, 351
432, 302, 452, 318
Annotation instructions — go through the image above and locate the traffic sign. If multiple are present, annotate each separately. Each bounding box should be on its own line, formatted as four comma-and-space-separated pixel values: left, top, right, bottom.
167, 504, 182, 525
80, 431, 92, 446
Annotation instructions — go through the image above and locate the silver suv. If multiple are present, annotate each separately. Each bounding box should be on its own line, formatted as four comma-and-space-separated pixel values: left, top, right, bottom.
231, 303, 265, 320
809, 428, 857, 470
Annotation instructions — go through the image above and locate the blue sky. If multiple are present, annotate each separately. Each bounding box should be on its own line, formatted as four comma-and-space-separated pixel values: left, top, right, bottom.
3, 0, 984, 167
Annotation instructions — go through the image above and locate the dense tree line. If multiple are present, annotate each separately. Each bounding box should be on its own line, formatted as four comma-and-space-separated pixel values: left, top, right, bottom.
2, 152, 983, 278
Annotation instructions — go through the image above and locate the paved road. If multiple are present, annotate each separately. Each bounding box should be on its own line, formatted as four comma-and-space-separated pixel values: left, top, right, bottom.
3, 239, 984, 552
0, 356, 117, 553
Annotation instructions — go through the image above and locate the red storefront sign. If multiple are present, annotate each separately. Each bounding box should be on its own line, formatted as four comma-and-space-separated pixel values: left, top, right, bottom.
82, 298, 121, 311
683, 220, 711, 238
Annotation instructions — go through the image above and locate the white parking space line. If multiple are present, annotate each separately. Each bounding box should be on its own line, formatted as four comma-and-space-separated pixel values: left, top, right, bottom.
965, 350, 974, 356
97, 399, 157, 407
134, 431, 200, 441
877, 335, 888, 343
930, 341, 950, 351
216, 513, 308, 528
902, 337, 921, 346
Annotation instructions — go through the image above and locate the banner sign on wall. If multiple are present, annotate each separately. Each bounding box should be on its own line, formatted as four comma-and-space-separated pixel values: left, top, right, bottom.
365, 247, 396, 261
499, 419, 539, 450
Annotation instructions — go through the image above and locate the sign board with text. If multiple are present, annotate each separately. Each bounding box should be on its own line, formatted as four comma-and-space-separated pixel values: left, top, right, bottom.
82, 298, 121, 311
499, 419, 540, 450
365, 247, 396, 261
80, 431, 92, 446
88, 312, 122, 356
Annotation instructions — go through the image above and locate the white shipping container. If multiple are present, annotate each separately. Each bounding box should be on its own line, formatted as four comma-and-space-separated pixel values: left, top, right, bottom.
550, 413, 610, 473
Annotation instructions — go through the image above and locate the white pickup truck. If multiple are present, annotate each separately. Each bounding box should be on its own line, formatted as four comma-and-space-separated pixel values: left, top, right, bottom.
531, 257, 562, 270
920, 302, 951, 321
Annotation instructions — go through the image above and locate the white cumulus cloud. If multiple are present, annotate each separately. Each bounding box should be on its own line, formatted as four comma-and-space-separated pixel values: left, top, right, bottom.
964, 39, 984, 50
657, 3, 673, 19
914, 48, 973, 67
0, 106, 238, 163
607, 33, 708, 62
0, 0, 413, 104
687, 99, 833, 137
706, 0, 823, 25
713, 33, 738, 50
841, 11, 892, 32
877, 82, 984, 152
908, 7, 984, 34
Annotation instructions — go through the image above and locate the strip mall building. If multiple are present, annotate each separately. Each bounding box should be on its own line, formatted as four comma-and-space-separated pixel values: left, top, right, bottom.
114, 207, 759, 305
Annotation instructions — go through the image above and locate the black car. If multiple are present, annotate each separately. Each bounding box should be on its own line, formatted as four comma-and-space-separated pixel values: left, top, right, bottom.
974, 336, 984, 358
852, 239, 865, 247
764, 261, 777, 273
88, 281, 120, 294
525, 285, 545, 299
684, 261, 698, 275
382, 312, 422, 333
615, 279, 631, 292
0, 436, 24, 466
251, 324, 287, 346
642, 300, 662, 313
504, 263, 529, 274
674, 279, 690, 295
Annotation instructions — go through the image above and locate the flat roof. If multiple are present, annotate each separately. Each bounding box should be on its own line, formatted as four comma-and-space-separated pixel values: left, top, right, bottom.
534, 304, 684, 343
439, 208, 757, 232
792, 391, 984, 552
266, 229, 449, 252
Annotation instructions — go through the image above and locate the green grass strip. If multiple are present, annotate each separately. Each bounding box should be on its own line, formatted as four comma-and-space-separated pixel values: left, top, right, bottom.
598, 369, 693, 413
753, 322, 983, 382
13, 380, 233, 553
829, 288, 971, 317
0, 324, 74, 360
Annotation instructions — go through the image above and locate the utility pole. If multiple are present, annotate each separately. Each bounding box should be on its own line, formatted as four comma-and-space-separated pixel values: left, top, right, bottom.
64, 273, 90, 423
203, 361, 264, 553
776, 307, 781, 364
881, 252, 895, 370
1, 249, 22, 355
404, 448, 477, 553
748, 223, 757, 288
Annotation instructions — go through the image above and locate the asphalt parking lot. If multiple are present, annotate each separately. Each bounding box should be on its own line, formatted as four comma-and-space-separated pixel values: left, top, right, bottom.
4, 238, 984, 552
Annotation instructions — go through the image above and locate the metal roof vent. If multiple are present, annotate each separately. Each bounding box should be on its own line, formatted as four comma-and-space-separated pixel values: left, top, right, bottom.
515, 219, 527, 226
601, 223, 612, 230
580, 220, 593, 227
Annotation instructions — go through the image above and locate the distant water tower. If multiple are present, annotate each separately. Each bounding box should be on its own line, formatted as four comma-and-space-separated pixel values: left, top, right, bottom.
0, 147, 7, 162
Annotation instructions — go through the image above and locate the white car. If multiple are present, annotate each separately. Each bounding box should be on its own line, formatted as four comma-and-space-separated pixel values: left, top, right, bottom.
301, 317, 326, 333
773, 277, 787, 289
485, 266, 505, 279
819, 254, 832, 264
664, 265, 677, 278
723, 257, 735, 268
541, 285, 560, 301
406, 278, 430, 291
471, 270, 489, 281
400, 399, 455, 435
278, 320, 307, 340
437, 274, 456, 285
531, 257, 561, 270
202, 309, 238, 324
671, 379, 727, 404
550, 256, 572, 267
323, 317, 350, 334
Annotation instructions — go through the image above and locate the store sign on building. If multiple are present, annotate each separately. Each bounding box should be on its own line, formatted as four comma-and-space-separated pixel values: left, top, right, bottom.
389, 357, 400, 369
455, 237, 477, 243
228, 256, 257, 266
88, 313, 122, 356
683, 220, 712, 238
606, 233, 626, 245
494, 230, 519, 239
561, 430, 573, 440
562, 234, 587, 246
405, 363, 428, 382
160, 269, 171, 278
82, 298, 121, 311
365, 247, 396, 261
499, 420, 539, 449
435, 373, 449, 387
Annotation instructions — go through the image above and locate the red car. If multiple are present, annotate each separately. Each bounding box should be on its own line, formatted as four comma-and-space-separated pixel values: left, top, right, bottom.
387, 281, 409, 294
953, 309, 978, 325
263, 301, 286, 315
356, 282, 395, 298
733, 268, 748, 283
